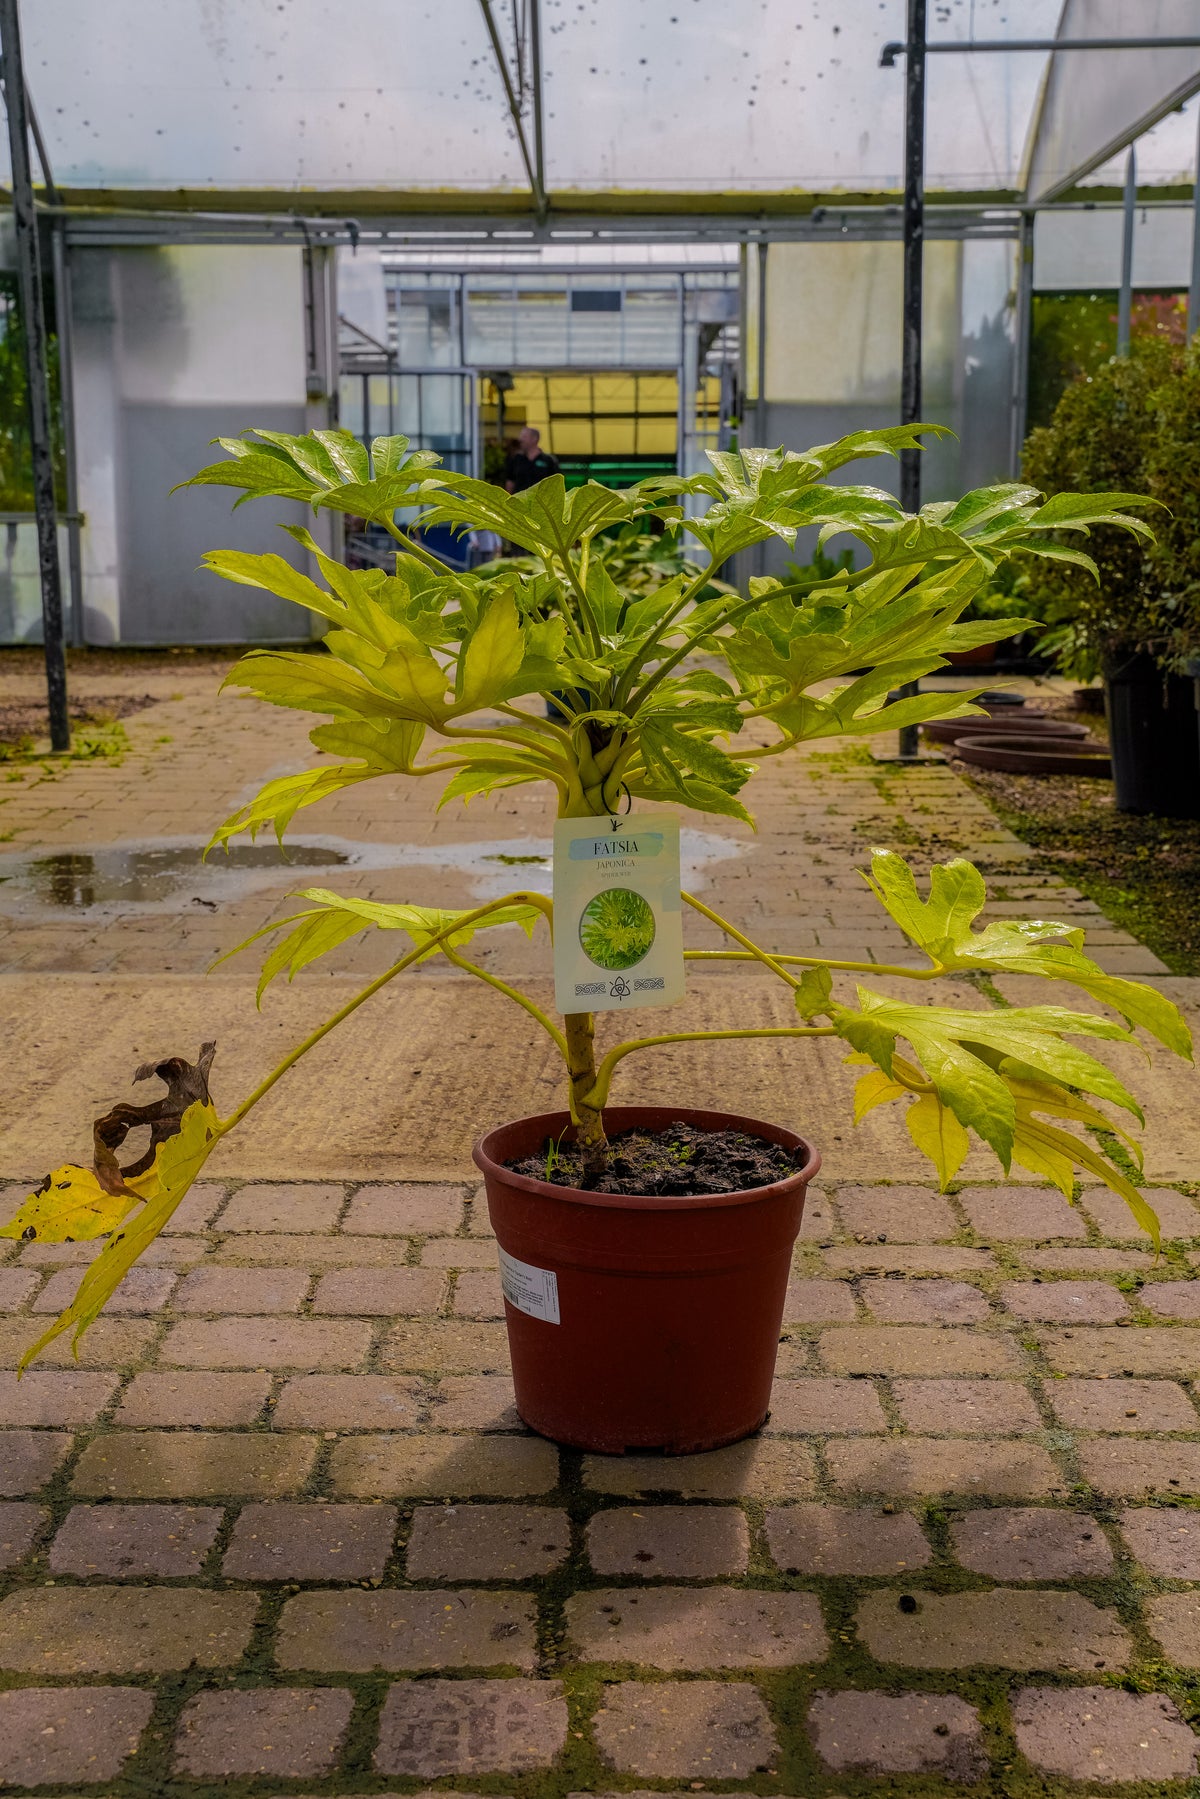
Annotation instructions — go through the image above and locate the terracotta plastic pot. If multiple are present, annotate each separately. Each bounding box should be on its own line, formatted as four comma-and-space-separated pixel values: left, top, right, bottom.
472, 1105, 820, 1455
922, 714, 1087, 747
951, 733, 1111, 777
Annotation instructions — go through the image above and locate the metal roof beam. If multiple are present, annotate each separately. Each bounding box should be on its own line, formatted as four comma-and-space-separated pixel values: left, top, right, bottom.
477, 0, 548, 225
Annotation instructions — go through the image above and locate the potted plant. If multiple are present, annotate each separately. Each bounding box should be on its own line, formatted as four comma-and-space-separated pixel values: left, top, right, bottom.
4, 427, 1190, 1455
1022, 338, 1200, 817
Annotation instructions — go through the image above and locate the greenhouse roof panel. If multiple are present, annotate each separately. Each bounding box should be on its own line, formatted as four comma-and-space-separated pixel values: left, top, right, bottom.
15, 0, 1198, 203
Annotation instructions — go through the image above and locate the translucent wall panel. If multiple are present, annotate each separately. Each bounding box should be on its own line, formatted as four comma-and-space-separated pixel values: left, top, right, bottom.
1025, 0, 1200, 202
15, 0, 1115, 198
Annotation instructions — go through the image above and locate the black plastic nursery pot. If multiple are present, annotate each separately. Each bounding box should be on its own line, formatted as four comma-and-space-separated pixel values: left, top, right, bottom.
1105, 652, 1200, 818
472, 1106, 821, 1455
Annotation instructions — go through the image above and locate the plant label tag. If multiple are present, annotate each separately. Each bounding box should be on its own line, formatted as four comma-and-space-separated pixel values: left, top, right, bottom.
498, 1245, 560, 1324
552, 814, 685, 1015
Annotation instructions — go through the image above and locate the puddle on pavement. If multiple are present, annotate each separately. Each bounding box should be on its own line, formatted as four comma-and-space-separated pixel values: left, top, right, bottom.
0, 828, 745, 918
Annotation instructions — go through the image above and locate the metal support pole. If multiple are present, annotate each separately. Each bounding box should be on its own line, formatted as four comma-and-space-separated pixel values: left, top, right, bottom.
754, 238, 768, 577
0, 0, 69, 748
50, 223, 83, 646
1117, 146, 1136, 354
1009, 210, 1034, 474
896, 0, 926, 760
1188, 104, 1200, 344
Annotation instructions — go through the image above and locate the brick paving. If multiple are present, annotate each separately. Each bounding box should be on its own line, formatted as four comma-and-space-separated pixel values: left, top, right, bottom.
2, 667, 1200, 1791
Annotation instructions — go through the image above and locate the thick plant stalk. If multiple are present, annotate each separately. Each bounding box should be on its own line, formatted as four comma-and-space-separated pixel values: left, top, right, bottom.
565, 1009, 607, 1168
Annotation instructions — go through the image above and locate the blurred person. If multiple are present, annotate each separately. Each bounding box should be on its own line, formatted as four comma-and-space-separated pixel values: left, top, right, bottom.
505, 425, 559, 493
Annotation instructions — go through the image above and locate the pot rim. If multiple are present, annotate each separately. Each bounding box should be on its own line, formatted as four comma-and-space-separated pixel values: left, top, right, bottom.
472, 1105, 820, 1213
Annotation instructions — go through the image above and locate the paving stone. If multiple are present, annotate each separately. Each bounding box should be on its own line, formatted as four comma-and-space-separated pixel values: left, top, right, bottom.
421, 1237, 499, 1268
567, 1586, 827, 1669
219, 1183, 344, 1232
950, 1507, 1114, 1579
1024, 1247, 1152, 1273
343, 1183, 464, 1235
0, 1500, 43, 1568
862, 1278, 989, 1324
313, 1267, 445, 1315
0, 1686, 154, 1786
49, 1503, 222, 1577
453, 1270, 505, 1318
408, 1504, 570, 1579
465, 1194, 496, 1237
1077, 1440, 1200, 1498
276, 1589, 537, 1671
1081, 1186, 1200, 1242
174, 1687, 354, 1778
273, 1373, 426, 1429
797, 1186, 834, 1239
33, 1265, 177, 1314
161, 1180, 227, 1232
374, 1677, 567, 1776
587, 1506, 749, 1577
0, 1267, 37, 1308
1011, 1685, 1198, 1783
1118, 1507, 1200, 1577
1047, 1377, 1198, 1433
892, 1378, 1042, 1434
820, 1327, 1023, 1376
823, 1246, 997, 1276
828, 1438, 1064, 1500
1141, 1282, 1200, 1319
1039, 1328, 1200, 1376
162, 1317, 372, 1369
223, 1502, 397, 1580
429, 1374, 523, 1431
782, 1279, 857, 1323
766, 1376, 887, 1434
0, 1316, 157, 1367
835, 1185, 958, 1242
0, 1586, 259, 1672
173, 1265, 310, 1313
765, 1503, 931, 1575
583, 1439, 816, 1500
807, 1689, 985, 1780
331, 1434, 559, 1498
774, 1335, 812, 1376
855, 1587, 1130, 1671
959, 1185, 1087, 1239
215, 1233, 415, 1267
1145, 1593, 1200, 1668
72, 1431, 318, 1498
592, 1680, 777, 1779
0, 1430, 71, 1494
0, 1368, 116, 1424
384, 1319, 511, 1373
115, 1371, 271, 1426
1002, 1281, 1129, 1324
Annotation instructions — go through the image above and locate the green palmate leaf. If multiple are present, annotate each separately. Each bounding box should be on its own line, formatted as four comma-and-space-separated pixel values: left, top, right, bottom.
863, 850, 1192, 1056
19, 1099, 221, 1369
227, 888, 546, 1002
828, 986, 1139, 1163
179, 428, 440, 515
905, 1089, 971, 1188
209, 719, 426, 851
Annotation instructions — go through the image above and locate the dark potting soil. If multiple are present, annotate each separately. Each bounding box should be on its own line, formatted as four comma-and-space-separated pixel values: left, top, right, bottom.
507, 1122, 802, 1197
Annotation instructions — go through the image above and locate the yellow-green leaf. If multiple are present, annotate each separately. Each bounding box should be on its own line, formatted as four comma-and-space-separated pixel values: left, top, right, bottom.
905, 1090, 971, 1189
0, 1165, 150, 1243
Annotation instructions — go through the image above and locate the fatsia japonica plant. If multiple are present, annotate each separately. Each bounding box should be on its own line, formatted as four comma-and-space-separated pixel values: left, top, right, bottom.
4, 422, 1191, 1366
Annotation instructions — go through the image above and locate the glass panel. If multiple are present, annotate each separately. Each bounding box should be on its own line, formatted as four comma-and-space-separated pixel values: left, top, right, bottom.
338, 376, 365, 443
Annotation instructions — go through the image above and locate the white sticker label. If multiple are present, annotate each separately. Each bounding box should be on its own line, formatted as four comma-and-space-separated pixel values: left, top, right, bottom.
552, 813, 685, 1015
498, 1246, 561, 1325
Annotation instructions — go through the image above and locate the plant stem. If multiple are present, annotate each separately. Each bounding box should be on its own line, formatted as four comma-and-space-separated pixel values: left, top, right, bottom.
586, 1025, 836, 1110
684, 949, 943, 979
218, 891, 553, 1134
681, 891, 805, 990
565, 1010, 607, 1165
441, 947, 568, 1055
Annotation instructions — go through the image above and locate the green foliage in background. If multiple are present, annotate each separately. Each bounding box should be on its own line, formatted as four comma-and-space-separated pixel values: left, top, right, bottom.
0, 277, 66, 511
1022, 337, 1200, 676
5, 422, 1190, 1364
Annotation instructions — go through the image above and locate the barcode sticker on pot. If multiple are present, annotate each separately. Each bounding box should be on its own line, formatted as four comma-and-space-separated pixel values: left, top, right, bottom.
498, 1246, 561, 1325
